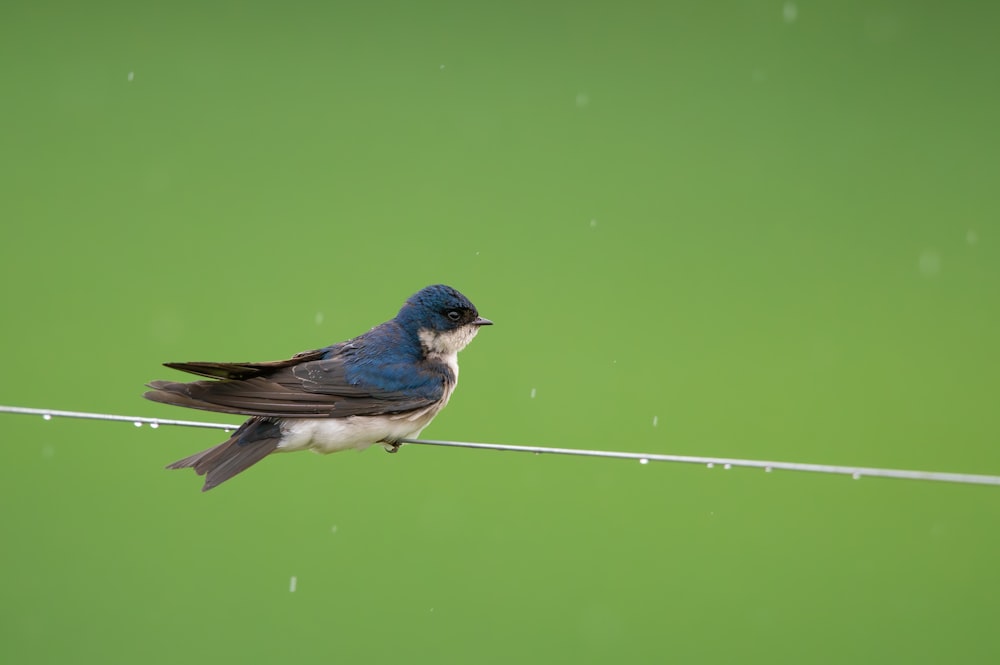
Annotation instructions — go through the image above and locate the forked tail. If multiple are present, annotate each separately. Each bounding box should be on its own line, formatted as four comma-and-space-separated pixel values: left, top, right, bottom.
167, 418, 283, 491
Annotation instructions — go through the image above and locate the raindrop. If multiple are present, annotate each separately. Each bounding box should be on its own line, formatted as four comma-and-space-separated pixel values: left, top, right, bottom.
224, 429, 231, 435
150, 422, 159, 429
639, 458, 649, 465
782, 1, 798, 23
652, 416, 658, 427
918, 249, 941, 277
852, 472, 862, 480
723, 463, 732, 470
707, 462, 715, 469
42, 414, 52, 421
530, 388, 536, 399
764, 466, 772, 473
134, 421, 143, 428
289, 576, 297, 593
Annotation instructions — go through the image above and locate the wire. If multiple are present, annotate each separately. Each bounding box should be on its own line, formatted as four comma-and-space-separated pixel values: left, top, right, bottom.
3, 404, 999, 487
0, 405, 234, 430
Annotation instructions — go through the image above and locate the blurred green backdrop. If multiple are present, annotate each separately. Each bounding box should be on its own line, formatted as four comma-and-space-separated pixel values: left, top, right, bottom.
2, 1, 999, 663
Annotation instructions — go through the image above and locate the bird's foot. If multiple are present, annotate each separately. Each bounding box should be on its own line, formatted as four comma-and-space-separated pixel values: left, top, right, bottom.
382, 441, 402, 454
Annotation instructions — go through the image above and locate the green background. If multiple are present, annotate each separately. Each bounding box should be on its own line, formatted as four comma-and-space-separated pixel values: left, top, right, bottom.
2, 1, 999, 663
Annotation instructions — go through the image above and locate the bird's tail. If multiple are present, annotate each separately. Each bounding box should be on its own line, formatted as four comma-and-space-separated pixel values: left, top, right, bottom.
168, 418, 283, 491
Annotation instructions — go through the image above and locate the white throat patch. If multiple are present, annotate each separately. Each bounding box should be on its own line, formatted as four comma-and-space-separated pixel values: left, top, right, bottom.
418, 325, 481, 358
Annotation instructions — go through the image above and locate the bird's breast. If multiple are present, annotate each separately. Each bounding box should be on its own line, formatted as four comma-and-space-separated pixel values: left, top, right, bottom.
276, 403, 449, 455
277, 351, 460, 455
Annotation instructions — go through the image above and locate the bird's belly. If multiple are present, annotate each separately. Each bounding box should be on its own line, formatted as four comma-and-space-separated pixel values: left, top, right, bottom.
277, 408, 442, 455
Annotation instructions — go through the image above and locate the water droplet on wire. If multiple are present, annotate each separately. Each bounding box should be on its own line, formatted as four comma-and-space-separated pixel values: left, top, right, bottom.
150, 422, 159, 429
852, 472, 862, 480
133, 421, 142, 428
639, 458, 649, 465
724, 463, 732, 470
42, 413, 52, 421
707, 463, 714, 469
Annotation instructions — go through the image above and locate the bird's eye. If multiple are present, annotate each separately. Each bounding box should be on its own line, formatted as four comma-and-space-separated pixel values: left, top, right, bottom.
446, 310, 461, 322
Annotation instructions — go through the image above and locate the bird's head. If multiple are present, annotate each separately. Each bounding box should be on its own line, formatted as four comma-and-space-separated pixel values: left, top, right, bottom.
397, 284, 492, 357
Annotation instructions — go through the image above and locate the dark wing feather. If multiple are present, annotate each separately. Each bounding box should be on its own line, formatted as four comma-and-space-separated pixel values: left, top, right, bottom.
163, 348, 326, 380
145, 347, 446, 418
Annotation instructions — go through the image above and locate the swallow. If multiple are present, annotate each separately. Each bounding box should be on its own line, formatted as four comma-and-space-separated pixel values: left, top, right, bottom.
144, 284, 491, 490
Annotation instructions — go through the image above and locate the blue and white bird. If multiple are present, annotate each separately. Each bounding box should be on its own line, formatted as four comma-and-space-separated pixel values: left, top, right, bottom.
144, 284, 492, 491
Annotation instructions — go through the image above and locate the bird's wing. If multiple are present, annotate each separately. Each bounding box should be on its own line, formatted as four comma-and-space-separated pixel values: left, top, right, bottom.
161, 348, 327, 380
144, 347, 446, 418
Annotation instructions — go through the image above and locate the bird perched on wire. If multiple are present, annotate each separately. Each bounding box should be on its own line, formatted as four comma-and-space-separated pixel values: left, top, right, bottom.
144, 284, 492, 491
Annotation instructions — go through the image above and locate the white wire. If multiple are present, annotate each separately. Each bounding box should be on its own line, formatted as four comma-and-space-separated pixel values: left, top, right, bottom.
2, 404, 999, 487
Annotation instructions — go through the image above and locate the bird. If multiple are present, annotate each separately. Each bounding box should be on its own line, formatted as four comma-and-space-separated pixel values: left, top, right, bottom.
144, 284, 492, 491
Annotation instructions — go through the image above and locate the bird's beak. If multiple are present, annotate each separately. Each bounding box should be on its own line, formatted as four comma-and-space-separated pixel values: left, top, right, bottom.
474, 317, 493, 326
